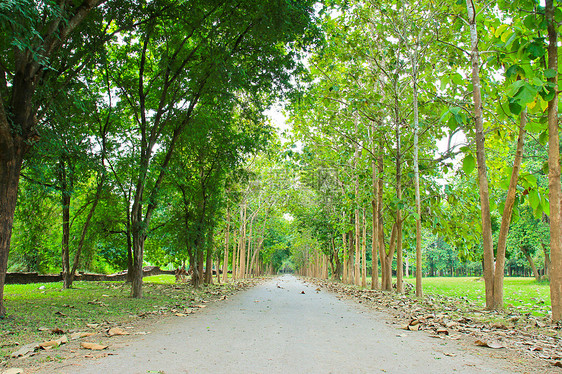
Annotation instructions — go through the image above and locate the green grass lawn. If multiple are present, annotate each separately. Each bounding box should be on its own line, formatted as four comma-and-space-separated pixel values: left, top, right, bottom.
0, 279, 234, 359
403, 276, 551, 316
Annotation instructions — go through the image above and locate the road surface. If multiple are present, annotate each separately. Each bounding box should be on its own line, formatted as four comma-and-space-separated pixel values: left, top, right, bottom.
38, 275, 518, 374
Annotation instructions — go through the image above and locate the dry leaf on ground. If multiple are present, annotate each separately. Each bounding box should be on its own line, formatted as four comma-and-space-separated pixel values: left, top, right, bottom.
70, 332, 96, 340
39, 335, 68, 350
475, 339, 505, 349
10, 344, 36, 358
108, 327, 129, 336
81, 342, 108, 350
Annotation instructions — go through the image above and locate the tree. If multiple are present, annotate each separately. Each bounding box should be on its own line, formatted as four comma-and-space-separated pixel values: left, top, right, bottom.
0, 0, 123, 317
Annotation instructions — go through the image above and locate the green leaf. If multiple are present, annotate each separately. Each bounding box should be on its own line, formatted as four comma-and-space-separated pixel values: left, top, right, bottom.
529, 190, 540, 210
462, 154, 476, 175
506, 79, 526, 97
508, 99, 522, 115
539, 130, 549, 145
545, 69, 558, 78
505, 65, 521, 79
524, 120, 545, 134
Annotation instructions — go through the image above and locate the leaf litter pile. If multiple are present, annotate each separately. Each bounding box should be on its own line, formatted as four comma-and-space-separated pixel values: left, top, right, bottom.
306, 278, 562, 371
0, 278, 261, 373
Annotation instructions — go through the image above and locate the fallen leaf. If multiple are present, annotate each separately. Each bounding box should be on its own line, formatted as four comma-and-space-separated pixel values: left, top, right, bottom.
475, 340, 504, 349
86, 323, 99, 329
193, 305, 206, 309
81, 342, 108, 351
108, 327, 129, 337
38, 327, 50, 332
553, 361, 562, 368
436, 328, 449, 335
51, 327, 65, 335
54, 311, 66, 317
444, 352, 457, 357
11, 344, 36, 358
175, 313, 187, 317
408, 324, 420, 331
301, 291, 305, 294
491, 322, 508, 330
70, 332, 96, 340
39, 335, 68, 350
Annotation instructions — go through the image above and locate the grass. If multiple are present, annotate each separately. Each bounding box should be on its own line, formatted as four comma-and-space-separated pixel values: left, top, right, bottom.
0, 278, 237, 359
404, 276, 551, 317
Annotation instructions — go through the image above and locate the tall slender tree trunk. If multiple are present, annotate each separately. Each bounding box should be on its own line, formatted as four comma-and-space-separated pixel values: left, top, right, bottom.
361, 208, 367, 287
466, 0, 495, 309
354, 116, 361, 286
492, 108, 527, 308
412, 71, 423, 298
204, 232, 213, 284
342, 231, 348, 283
371, 126, 379, 290
395, 104, 403, 294
521, 247, 540, 281
546, 0, 562, 322
222, 206, 230, 283
232, 231, 238, 280
60, 159, 72, 289
238, 203, 247, 279
542, 242, 551, 280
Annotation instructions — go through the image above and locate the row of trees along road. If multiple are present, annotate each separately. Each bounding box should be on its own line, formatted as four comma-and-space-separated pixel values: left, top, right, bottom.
286, 0, 562, 321
0, 0, 318, 317
2, 0, 562, 324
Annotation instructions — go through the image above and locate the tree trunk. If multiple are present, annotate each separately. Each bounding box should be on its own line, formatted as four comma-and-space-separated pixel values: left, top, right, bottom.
371, 126, 379, 290
546, 0, 562, 322
131, 223, 145, 297
413, 69, 423, 298
521, 247, 540, 281
492, 107, 526, 309
125, 201, 134, 283
342, 231, 348, 284
60, 159, 72, 289
354, 116, 361, 286
466, 0, 495, 309
0, 133, 23, 318
542, 242, 551, 280
222, 206, 230, 283
204, 234, 213, 284
395, 105, 403, 294
361, 208, 367, 288
238, 203, 247, 278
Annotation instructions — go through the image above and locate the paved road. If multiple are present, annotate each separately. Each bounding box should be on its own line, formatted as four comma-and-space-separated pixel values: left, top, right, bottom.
42, 275, 516, 373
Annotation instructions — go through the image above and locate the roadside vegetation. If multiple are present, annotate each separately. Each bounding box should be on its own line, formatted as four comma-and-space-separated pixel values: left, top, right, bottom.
0, 276, 250, 360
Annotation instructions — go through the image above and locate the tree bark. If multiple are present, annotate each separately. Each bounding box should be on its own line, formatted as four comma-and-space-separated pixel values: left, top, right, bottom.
222, 206, 230, 283
492, 108, 526, 309
361, 208, 367, 288
342, 231, 348, 284
0, 116, 23, 317
546, 0, 562, 321
466, 0, 495, 309
413, 69, 423, 298
521, 247, 540, 281
204, 231, 213, 284
371, 124, 379, 290
60, 159, 72, 289
395, 102, 403, 294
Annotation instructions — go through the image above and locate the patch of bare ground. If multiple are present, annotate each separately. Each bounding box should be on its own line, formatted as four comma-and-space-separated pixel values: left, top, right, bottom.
305, 277, 562, 374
